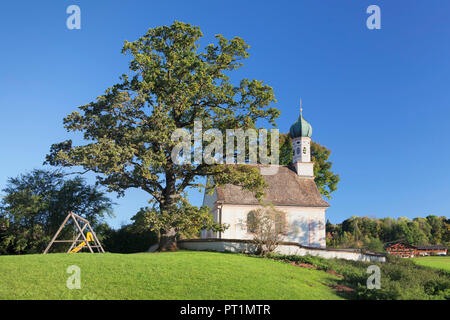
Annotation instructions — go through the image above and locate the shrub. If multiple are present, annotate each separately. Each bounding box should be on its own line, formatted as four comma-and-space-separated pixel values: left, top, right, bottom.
245, 206, 288, 255
263, 253, 449, 300
102, 224, 158, 253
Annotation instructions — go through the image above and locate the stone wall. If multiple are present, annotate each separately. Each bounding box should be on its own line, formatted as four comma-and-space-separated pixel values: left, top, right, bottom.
178, 238, 386, 263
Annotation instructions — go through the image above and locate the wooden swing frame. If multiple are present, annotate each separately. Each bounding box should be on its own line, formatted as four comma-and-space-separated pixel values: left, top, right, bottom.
43, 212, 105, 254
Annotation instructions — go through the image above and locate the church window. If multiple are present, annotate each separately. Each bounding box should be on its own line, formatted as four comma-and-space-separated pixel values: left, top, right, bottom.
247, 211, 257, 233
247, 210, 287, 235
275, 213, 287, 235
296, 147, 300, 155
303, 147, 307, 154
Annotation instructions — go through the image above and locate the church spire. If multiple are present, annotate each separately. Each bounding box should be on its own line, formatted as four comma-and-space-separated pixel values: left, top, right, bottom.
289, 100, 312, 139
290, 98, 314, 177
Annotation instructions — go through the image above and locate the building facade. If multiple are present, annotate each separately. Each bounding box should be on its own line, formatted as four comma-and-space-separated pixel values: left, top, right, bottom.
386, 241, 447, 258
201, 108, 330, 248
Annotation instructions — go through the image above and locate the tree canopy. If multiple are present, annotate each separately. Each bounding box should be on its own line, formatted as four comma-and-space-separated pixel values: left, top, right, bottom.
45, 21, 280, 250
326, 215, 450, 251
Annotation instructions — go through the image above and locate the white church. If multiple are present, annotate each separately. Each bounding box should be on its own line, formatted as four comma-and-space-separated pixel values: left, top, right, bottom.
201, 108, 329, 248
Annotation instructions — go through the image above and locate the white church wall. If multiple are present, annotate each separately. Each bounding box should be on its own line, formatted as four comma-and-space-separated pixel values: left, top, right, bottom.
216, 204, 326, 248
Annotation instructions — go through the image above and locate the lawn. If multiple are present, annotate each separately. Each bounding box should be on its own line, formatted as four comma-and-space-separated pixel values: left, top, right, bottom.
0, 251, 344, 300
412, 256, 450, 272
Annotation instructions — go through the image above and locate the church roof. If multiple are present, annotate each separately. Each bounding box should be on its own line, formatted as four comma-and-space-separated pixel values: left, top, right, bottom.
215, 165, 329, 207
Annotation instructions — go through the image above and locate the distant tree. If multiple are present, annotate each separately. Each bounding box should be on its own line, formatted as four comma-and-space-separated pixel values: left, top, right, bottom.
45, 21, 279, 251
426, 215, 445, 245
362, 236, 384, 253
0, 170, 114, 254
326, 215, 449, 249
405, 221, 428, 245
279, 134, 339, 199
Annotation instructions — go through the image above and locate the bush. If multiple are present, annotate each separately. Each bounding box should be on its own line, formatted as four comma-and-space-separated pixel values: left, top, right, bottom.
102, 224, 158, 253
246, 206, 288, 255
263, 253, 450, 300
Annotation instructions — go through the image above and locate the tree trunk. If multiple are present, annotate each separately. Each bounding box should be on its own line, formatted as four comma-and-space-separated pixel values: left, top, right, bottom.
158, 170, 178, 251
159, 227, 177, 251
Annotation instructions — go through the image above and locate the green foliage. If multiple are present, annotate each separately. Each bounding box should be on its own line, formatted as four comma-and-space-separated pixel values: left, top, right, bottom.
245, 205, 288, 255
131, 196, 228, 239
0, 170, 114, 255
45, 21, 280, 245
362, 237, 385, 253
311, 142, 340, 199
265, 253, 450, 300
100, 223, 158, 254
279, 134, 339, 199
326, 216, 450, 250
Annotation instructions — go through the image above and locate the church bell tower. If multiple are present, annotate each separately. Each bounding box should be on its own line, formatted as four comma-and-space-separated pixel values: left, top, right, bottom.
289, 100, 314, 177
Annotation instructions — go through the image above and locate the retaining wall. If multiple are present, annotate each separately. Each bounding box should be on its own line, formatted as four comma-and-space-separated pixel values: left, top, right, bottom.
178, 238, 386, 263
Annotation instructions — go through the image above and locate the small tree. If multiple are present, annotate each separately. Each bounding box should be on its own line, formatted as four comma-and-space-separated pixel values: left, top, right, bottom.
246, 206, 288, 255
362, 236, 385, 253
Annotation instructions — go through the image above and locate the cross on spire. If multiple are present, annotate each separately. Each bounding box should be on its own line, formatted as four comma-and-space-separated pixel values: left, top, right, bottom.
299, 98, 303, 115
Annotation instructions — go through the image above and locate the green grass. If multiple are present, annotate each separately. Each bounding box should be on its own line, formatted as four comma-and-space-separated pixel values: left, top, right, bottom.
266, 253, 450, 300
0, 251, 344, 300
412, 256, 450, 272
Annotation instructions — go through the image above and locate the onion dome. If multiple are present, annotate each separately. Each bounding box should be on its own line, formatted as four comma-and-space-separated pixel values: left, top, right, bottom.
289, 105, 312, 138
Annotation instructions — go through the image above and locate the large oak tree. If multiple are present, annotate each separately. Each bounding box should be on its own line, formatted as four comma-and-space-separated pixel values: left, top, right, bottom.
46, 22, 280, 250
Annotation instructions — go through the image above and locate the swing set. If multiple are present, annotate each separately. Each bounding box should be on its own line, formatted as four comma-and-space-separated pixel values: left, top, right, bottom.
43, 211, 104, 254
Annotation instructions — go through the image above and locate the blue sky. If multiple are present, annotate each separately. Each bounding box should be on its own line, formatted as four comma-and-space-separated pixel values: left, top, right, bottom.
0, 1, 449, 228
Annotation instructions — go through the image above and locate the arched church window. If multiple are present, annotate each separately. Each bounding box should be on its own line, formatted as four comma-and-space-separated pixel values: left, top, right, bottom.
296, 147, 300, 155
275, 213, 287, 235
303, 147, 307, 154
247, 211, 256, 233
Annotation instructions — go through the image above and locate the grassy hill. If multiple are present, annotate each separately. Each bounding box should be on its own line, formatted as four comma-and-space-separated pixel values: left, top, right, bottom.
413, 256, 450, 272
0, 251, 344, 300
